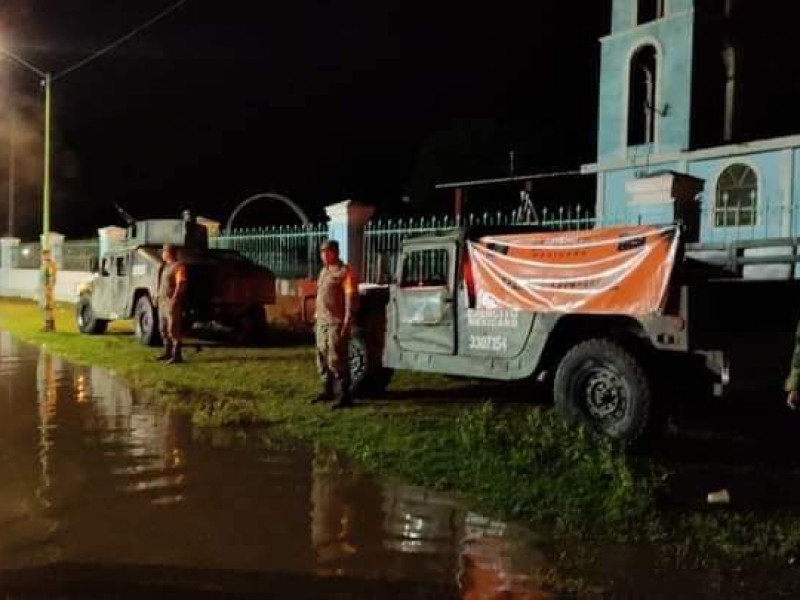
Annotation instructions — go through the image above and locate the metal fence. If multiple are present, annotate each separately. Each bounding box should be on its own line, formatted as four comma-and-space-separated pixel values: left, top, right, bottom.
362, 204, 596, 284
210, 223, 328, 279
62, 239, 99, 272
17, 242, 41, 269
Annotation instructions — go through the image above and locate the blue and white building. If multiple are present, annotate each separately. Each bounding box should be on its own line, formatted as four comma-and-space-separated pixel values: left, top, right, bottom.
582, 0, 800, 243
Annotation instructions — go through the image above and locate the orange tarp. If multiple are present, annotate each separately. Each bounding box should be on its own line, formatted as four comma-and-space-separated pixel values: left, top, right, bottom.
467, 224, 680, 315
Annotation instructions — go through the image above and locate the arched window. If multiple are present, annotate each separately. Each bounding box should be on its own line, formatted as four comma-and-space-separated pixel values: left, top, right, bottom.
638, 0, 665, 24
628, 45, 657, 146
715, 163, 757, 227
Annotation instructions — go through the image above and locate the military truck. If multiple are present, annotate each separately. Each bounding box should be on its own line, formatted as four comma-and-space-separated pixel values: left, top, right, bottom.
350, 224, 800, 443
76, 215, 276, 345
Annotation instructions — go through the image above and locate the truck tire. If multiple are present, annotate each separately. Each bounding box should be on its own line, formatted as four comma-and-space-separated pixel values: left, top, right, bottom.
349, 332, 393, 397
233, 306, 268, 346
134, 295, 161, 347
554, 338, 653, 445
75, 296, 108, 335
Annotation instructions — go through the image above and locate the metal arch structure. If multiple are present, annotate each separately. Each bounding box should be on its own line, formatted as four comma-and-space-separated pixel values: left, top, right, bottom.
225, 192, 311, 234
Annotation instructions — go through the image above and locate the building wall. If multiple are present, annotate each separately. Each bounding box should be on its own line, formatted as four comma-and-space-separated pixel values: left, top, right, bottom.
593, 0, 800, 247
686, 152, 786, 242
599, 144, 800, 243
598, 5, 695, 164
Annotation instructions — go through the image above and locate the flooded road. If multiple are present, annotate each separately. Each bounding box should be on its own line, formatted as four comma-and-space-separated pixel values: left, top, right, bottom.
0, 333, 552, 598
2, 332, 800, 598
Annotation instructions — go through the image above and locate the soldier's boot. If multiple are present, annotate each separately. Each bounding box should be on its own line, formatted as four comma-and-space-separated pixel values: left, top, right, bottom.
331, 377, 354, 410
311, 374, 335, 404
156, 342, 173, 361
167, 344, 184, 364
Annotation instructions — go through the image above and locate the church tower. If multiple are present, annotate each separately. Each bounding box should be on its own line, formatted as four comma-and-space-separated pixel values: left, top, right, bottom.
596, 0, 696, 167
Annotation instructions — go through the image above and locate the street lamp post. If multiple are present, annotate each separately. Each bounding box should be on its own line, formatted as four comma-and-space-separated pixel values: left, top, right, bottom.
0, 49, 55, 330
42, 73, 52, 250
40, 72, 55, 331
0, 0, 186, 332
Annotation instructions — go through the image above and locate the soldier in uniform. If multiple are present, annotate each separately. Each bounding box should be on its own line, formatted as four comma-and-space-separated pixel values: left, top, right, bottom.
156, 243, 188, 364
312, 239, 357, 409
39, 248, 57, 332
787, 319, 800, 410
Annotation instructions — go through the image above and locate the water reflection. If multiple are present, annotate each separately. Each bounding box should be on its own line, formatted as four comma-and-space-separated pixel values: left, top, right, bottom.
0, 338, 555, 597
311, 449, 364, 567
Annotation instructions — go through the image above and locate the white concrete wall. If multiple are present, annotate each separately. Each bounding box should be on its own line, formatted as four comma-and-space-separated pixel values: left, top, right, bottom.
1, 269, 307, 305
0, 268, 92, 303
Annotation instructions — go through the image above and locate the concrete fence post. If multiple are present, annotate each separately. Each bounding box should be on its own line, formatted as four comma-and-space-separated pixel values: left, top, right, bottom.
324, 200, 375, 279
0, 237, 20, 269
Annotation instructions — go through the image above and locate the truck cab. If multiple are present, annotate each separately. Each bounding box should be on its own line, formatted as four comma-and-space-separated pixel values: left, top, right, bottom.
384, 230, 684, 379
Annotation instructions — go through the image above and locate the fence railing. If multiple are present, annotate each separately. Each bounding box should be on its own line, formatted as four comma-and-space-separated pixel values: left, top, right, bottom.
8, 199, 800, 283
62, 239, 99, 272
210, 223, 328, 279
362, 205, 597, 284
17, 242, 41, 269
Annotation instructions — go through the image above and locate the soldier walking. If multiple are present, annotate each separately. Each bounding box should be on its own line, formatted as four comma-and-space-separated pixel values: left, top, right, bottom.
156, 243, 188, 364
312, 239, 357, 409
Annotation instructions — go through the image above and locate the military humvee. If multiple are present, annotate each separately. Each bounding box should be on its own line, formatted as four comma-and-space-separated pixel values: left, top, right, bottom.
352, 225, 800, 444
76, 215, 276, 345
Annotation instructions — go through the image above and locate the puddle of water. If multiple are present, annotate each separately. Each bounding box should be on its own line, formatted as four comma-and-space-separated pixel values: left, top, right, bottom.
0, 331, 799, 598
0, 332, 556, 598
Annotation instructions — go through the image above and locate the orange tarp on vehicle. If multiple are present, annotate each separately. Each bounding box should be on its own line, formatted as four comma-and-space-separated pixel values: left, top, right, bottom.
467, 224, 680, 315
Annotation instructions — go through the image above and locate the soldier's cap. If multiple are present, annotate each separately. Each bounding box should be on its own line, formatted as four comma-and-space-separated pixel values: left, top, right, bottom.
319, 239, 339, 252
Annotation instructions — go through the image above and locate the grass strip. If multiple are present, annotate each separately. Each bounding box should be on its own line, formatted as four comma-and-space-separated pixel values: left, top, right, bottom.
3, 297, 800, 570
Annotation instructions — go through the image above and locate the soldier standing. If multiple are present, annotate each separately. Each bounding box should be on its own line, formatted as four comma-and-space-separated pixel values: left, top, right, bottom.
156, 243, 188, 364
312, 239, 357, 409
39, 248, 57, 332
787, 318, 800, 410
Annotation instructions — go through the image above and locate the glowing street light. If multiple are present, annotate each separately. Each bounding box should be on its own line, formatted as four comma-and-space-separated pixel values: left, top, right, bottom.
0, 0, 186, 331
0, 49, 55, 329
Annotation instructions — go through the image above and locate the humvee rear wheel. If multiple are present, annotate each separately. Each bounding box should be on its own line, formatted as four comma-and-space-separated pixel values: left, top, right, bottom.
75, 296, 108, 335
349, 331, 393, 397
554, 339, 652, 445
134, 295, 161, 347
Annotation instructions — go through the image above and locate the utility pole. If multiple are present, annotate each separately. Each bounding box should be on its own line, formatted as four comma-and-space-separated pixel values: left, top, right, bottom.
0, 0, 187, 331
8, 103, 14, 237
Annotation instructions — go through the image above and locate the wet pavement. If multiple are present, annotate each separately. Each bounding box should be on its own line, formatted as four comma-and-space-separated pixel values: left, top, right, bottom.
1, 332, 800, 598
0, 333, 554, 598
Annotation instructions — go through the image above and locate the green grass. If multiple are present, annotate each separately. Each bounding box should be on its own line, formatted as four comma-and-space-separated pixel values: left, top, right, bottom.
4, 297, 800, 573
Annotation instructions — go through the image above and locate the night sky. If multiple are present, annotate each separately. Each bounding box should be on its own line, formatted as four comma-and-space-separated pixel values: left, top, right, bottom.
0, 1, 608, 238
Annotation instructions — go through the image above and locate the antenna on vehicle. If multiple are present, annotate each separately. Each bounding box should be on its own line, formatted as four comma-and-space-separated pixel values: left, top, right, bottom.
113, 203, 136, 226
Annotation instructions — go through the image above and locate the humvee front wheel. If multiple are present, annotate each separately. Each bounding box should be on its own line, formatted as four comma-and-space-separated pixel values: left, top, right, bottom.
134, 295, 161, 347
75, 296, 108, 335
554, 339, 652, 445
349, 331, 393, 397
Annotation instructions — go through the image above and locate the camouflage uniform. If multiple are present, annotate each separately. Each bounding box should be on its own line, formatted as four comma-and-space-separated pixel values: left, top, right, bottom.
39, 252, 57, 331
314, 258, 357, 405
786, 319, 800, 392
157, 258, 187, 363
